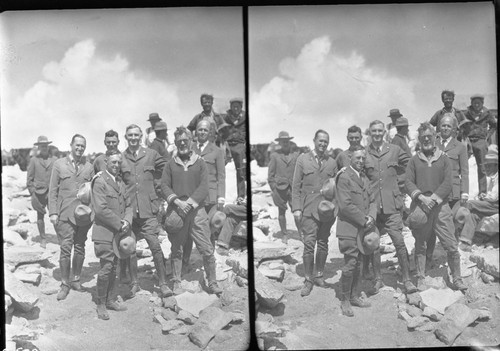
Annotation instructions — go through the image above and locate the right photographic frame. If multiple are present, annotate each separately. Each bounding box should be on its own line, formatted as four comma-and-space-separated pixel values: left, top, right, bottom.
249, 3, 499, 349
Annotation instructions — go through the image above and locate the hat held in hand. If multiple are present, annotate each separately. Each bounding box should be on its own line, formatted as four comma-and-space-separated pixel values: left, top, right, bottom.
357, 226, 380, 255
321, 178, 336, 201
407, 204, 428, 230
318, 200, 336, 222
74, 204, 93, 226
113, 232, 136, 259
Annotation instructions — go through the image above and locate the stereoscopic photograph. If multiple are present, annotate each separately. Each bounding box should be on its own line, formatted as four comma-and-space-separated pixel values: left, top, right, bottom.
1, 8, 249, 350
249, 3, 498, 349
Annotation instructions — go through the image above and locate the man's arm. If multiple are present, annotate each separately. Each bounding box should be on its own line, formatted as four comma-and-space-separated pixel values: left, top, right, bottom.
291, 155, 304, 213
26, 158, 36, 195
160, 162, 175, 204
404, 157, 420, 200
429, 110, 440, 127
397, 145, 410, 190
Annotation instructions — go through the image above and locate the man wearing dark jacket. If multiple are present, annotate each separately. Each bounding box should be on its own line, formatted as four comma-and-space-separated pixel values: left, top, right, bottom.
429, 90, 466, 133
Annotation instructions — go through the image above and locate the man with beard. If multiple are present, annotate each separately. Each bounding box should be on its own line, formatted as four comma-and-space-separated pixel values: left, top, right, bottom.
430, 90, 466, 134
27, 135, 57, 249
364, 120, 417, 294
406, 122, 467, 291
292, 129, 338, 296
93, 130, 131, 184
161, 126, 222, 295
49, 134, 95, 300
121, 124, 172, 298
268, 131, 300, 244
336, 125, 363, 169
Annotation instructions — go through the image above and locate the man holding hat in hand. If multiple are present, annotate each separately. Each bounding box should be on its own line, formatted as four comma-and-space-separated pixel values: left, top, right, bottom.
27, 135, 57, 248
336, 145, 377, 316
91, 149, 133, 320
268, 131, 300, 243
292, 129, 338, 297
49, 134, 95, 300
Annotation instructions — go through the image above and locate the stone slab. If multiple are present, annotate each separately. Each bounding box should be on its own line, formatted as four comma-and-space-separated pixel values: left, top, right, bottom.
470, 249, 499, 278
258, 266, 285, 281
177, 309, 197, 325
4, 228, 28, 246
4, 270, 38, 312
254, 267, 284, 309
4, 246, 51, 266
226, 255, 248, 279
434, 303, 480, 345
175, 291, 218, 318
253, 241, 292, 262
189, 307, 233, 348
420, 288, 464, 315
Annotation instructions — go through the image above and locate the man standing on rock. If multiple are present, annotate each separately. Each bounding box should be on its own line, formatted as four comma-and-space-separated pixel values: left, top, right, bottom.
122, 124, 172, 298
187, 94, 225, 142
335, 125, 364, 169
405, 122, 467, 291
292, 129, 338, 296
27, 135, 57, 249
93, 130, 131, 184
336, 145, 377, 316
49, 134, 95, 300
91, 149, 131, 319
268, 131, 300, 244
161, 126, 222, 295
429, 90, 466, 133
364, 120, 417, 294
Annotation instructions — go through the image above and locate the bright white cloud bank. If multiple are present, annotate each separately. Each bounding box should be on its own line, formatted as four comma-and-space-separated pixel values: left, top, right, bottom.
1, 39, 180, 152
250, 36, 418, 149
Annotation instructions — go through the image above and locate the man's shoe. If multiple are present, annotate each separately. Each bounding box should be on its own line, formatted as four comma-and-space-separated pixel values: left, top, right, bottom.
314, 276, 326, 287
216, 245, 229, 256
349, 296, 371, 308
207, 281, 223, 295
160, 284, 173, 298
453, 279, 468, 291
404, 280, 418, 294
459, 242, 472, 252
173, 282, 185, 295
57, 285, 70, 301
96, 304, 109, 320
417, 278, 427, 292
367, 279, 384, 296
300, 280, 314, 297
127, 283, 141, 298
106, 300, 127, 311
341, 300, 354, 317
70, 280, 85, 292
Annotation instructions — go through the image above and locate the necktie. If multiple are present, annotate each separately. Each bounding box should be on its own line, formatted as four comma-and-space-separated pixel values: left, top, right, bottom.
316, 155, 322, 168
199, 143, 203, 150
74, 160, 79, 173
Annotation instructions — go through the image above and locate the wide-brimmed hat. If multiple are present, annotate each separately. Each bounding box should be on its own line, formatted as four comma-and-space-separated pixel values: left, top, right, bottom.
74, 204, 94, 226
357, 227, 380, 255
209, 209, 227, 230
275, 131, 294, 141
154, 121, 168, 131
394, 117, 410, 127
34, 135, 52, 145
470, 94, 485, 101
229, 97, 243, 104
321, 178, 336, 201
388, 109, 403, 118
484, 145, 498, 164
112, 232, 136, 259
407, 204, 428, 230
164, 206, 184, 234
77, 182, 92, 205
455, 207, 471, 225
318, 200, 336, 222
147, 112, 161, 121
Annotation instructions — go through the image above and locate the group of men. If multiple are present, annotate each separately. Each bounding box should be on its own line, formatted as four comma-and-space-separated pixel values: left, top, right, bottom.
268, 91, 497, 317
26, 94, 247, 320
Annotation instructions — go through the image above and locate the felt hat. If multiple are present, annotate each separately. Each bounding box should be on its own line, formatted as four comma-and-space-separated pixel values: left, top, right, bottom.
112, 232, 136, 259
470, 94, 485, 101
77, 182, 92, 206
147, 112, 161, 121
229, 97, 243, 104
154, 121, 168, 131
34, 135, 52, 145
407, 204, 428, 230
455, 207, 471, 225
275, 131, 294, 141
318, 200, 336, 222
357, 226, 380, 255
164, 206, 184, 234
484, 145, 498, 164
321, 178, 336, 201
388, 109, 403, 118
74, 204, 93, 226
394, 117, 410, 127
210, 210, 227, 230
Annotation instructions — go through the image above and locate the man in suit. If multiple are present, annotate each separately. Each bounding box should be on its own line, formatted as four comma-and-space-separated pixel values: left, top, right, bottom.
121, 124, 172, 298
268, 131, 300, 243
391, 117, 412, 158
182, 120, 226, 274
49, 134, 95, 300
336, 145, 377, 316
91, 149, 132, 320
27, 135, 57, 249
405, 122, 467, 291
429, 90, 466, 133
161, 126, 222, 295
292, 129, 338, 296
365, 120, 417, 294
335, 125, 363, 169
93, 130, 131, 184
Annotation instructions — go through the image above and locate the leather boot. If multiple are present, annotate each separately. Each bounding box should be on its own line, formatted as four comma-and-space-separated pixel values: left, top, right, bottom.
119, 258, 130, 284
278, 214, 288, 244
96, 275, 110, 320
367, 250, 384, 295
415, 252, 426, 282
300, 254, 314, 297
171, 256, 184, 295
396, 247, 418, 293
182, 237, 193, 276
448, 252, 467, 291
203, 256, 222, 294
314, 251, 328, 287
426, 232, 437, 273
57, 258, 71, 301
71, 254, 85, 291
152, 250, 168, 287
105, 266, 126, 311
350, 265, 371, 308
37, 219, 47, 249
362, 254, 374, 280
340, 273, 354, 317
127, 254, 141, 298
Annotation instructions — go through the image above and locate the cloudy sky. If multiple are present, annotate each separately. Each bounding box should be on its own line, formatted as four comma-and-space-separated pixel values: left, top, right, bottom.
0, 8, 244, 152
249, 3, 497, 149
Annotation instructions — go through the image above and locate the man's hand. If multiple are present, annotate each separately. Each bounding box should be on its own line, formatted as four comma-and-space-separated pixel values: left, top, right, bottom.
418, 195, 435, 212
50, 214, 58, 226
364, 216, 375, 229
460, 193, 469, 205
293, 210, 302, 223
478, 192, 487, 201
175, 199, 192, 216
120, 220, 130, 235
217, 198, 225, 211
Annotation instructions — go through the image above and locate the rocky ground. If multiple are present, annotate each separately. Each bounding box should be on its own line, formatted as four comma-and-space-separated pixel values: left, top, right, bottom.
3, 164, 249, 351
250, 160, 500, 350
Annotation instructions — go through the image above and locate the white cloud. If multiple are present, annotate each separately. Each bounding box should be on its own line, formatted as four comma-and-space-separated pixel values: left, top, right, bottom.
250, 36, 418, 149
1, 39, 181, 152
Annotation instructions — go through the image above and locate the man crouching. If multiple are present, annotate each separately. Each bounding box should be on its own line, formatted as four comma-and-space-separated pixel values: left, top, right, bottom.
92, 149, 133, 320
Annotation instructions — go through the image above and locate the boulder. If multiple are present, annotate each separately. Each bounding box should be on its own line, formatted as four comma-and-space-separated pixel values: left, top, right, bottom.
416, 322, 437, 332
15, 263, 41, 275
13, 272, 41, 286
254, 268, 284, 309
258, 266, 285, 281
154, 314, 185, 334
161, 308, 178, 321
149, 295, 163, 307
8, 223, 32, 239
180, 280, 202, 294
5, 324, 39, 342
170, 325, 192, 335
254, 241, 292, 262
282, 272, 304, 291
189, 307, 233, 348
4, 246, 50, 266
40, 276, 60, 295
5, 294, 13, 311
406, 305, 423, 318
162, 296, 178, 311
252, 226, 269, 242
422, 306, 443, 321
226, 255, 248, 279
469, 249, 499, 278
477, 213, 499, 234
480, 272, 495, 284
406, 292, 422, 307
175, 291, 219, 317
434, 303, 481, 345
253, 220, 270, 235
422, 276, 447, 290
3, 228, 27, 246
177, 309, 197, 325
407, 316, 429, 329
235, 276, 248, 287
4, 270, 38, 312
420, 288, 463, 314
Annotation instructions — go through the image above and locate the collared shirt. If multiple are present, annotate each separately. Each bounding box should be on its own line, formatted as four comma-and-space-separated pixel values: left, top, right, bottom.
68, 152, 82, 170
198, 140, 208, 152
311, 149, 324, 167
441, 136, 451, 148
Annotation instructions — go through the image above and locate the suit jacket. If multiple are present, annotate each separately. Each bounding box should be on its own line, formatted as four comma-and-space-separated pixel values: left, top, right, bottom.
223, 110, 247, 145
48, 155, 94, 224
291, 151, 338, 220
365, 142, 409, 214
122, 147, 166, 218
91, 171, 133, 243
430, 107, 466, 132
93, 153, 132, 183
268, 150, 299, 191
336, 166, 377, 239
437, 136, 469, 201
192, 142, 225, 204
391, 133, 412, 158
27, 155, 56, 195
464, 106, 497, 140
